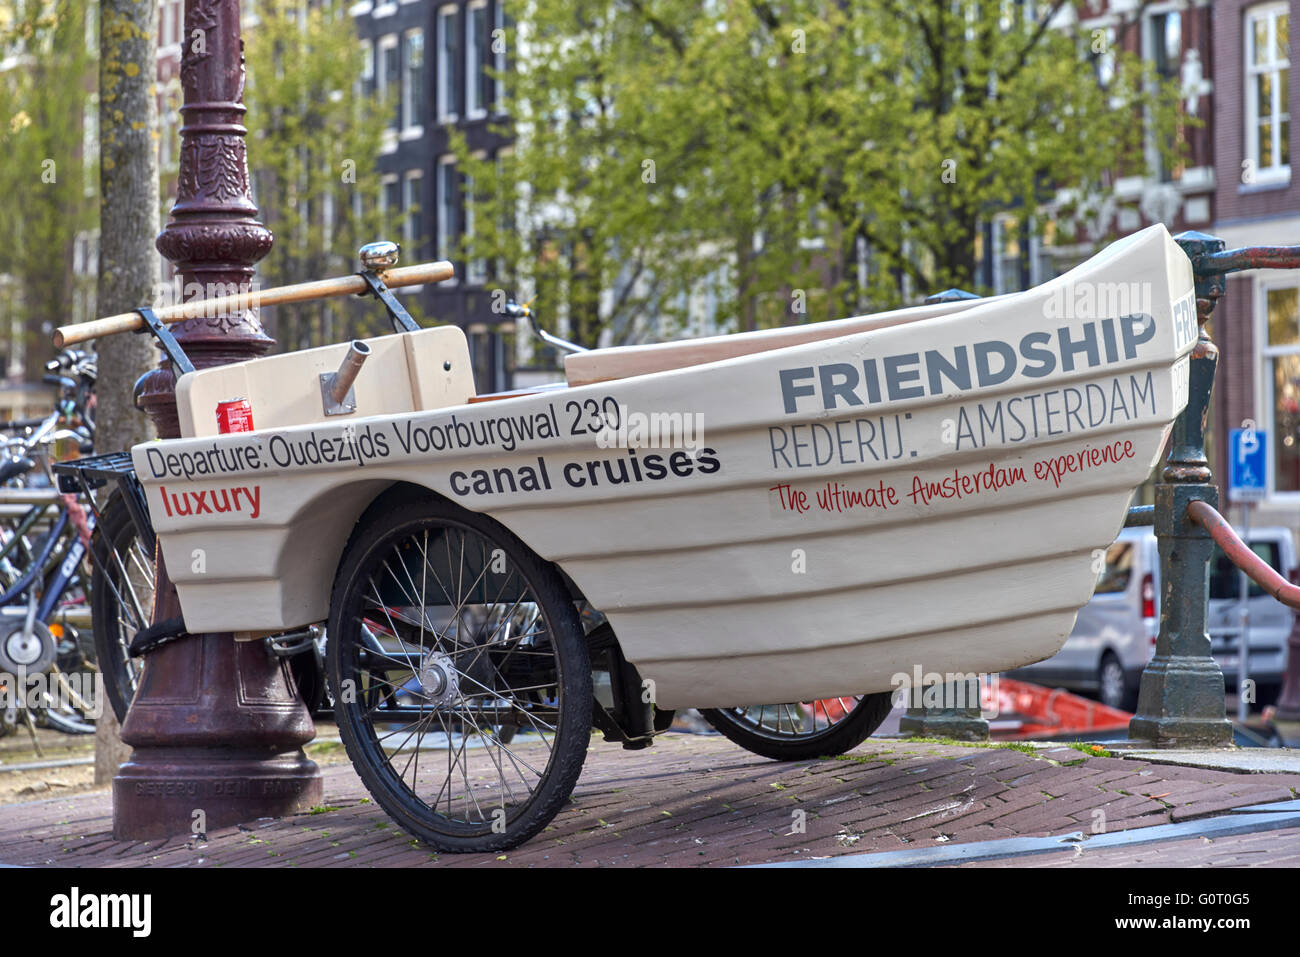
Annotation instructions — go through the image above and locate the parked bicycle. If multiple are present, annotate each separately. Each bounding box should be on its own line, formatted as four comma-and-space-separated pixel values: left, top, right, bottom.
0, 351, 103, 740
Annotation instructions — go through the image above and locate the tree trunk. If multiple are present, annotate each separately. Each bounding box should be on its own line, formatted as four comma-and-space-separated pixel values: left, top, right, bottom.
94, 0, 160, 782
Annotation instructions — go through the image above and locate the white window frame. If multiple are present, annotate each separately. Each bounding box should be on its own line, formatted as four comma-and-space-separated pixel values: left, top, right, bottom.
1245, 2, 1291, 186
401, 28, 424, 135
437, 5, 460, 122
1257, 273, 1300, 501
466, 0, 488, 119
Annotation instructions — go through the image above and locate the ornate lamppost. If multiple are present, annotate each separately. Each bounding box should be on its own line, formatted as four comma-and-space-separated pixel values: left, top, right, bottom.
113, 0, 323, 839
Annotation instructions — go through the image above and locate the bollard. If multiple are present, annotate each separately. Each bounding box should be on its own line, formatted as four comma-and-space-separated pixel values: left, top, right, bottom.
898, 677, 990, 742
1128, 232, 1233, 748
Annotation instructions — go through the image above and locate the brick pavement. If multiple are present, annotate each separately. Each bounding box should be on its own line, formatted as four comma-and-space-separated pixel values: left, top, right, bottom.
1, 734, 1297, 867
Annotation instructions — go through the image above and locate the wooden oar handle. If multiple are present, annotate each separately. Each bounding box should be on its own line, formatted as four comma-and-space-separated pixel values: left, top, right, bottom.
53, 260, 455, 348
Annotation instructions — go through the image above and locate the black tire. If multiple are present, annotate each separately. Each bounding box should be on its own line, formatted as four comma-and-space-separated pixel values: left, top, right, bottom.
41, 626, 99, 735
699, 692, 894, 761
327, 488, 590, 853
40, 694, 97, 734
89, 491, 154, 724
1097, 651, 1135, 712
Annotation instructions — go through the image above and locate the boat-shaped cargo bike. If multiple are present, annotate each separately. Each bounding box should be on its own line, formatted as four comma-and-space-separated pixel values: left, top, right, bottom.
118, 223, 1198, 850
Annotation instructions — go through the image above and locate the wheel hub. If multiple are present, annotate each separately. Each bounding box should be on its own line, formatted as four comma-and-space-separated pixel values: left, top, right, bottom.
418, 651, 460, 707
0, 623, 55, 674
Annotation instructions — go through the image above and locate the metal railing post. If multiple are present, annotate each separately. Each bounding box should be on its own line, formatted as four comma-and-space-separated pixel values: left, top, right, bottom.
1128, 231, 1233, 748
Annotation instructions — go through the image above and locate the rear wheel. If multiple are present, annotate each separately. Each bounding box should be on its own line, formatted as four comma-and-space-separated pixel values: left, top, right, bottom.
700, 693, 894, 761
328, 489, 590, 852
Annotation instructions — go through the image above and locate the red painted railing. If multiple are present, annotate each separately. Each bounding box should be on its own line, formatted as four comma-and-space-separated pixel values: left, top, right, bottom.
1186, 500, 1300, 610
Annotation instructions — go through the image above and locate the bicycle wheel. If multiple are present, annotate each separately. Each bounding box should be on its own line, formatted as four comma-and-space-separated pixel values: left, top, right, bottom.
699, 693, 894, 761
327, 488, 591, 853
38, 659, 98, 735
89, 491, 154, 723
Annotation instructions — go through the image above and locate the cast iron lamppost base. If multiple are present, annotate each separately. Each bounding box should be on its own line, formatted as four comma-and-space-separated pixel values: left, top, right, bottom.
1128, 231, 1233, 749
113, 0, 322, 840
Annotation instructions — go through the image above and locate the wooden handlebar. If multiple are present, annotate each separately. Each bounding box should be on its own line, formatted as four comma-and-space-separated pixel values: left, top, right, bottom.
53, 260, 455, 348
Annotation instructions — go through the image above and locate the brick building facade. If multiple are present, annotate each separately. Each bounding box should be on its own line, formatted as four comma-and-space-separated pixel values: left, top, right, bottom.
1210, 0, 1300, 540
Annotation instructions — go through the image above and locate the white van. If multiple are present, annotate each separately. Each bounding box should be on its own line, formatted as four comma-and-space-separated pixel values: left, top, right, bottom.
1008, 524, 1297, 710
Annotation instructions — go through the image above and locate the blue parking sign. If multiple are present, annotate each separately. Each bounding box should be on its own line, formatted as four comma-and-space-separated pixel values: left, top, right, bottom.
1229, 427, 1267, 502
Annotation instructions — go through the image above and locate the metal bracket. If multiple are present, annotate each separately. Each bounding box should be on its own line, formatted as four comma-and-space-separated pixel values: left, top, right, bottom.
358, 270, 420, 333
134, 307, 196, 376
319, 374, 357, 415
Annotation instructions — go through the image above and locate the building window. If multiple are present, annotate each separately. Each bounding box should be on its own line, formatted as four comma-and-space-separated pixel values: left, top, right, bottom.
437, 157, 460, 264
493, 0, 508, 111
402, 29, 424, 131
83, 96, 98, 198
361, 40, 374, 91
378, 34, 400, 131
403, 170, 423, 257
1264, 285, 1300, 495
1092, 25, 1116, 89
464, 169, 487, 285
380, 174, 401, 235
161, 1, 175, 48
1148, 10, 1182, 182
437, 5, 461, 121
1246, 3, 1290, 184
84, 0, 98, 54
992, 216, 1027, 295
466, 0, 489, 118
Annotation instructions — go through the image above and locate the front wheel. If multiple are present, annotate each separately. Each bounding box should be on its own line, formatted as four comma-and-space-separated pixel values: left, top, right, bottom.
89, 491, 154, 724
327, 489, 591, 853
699, 693, 894, 761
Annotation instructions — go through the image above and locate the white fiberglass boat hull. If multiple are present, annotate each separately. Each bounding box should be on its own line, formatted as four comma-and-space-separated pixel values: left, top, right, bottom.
134, 224, 1196, 709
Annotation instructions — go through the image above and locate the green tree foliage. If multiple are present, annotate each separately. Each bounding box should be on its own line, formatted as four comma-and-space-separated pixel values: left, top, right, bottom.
0, 0, 98, 375
244, 0, 392, 349
455, 0, 1186, 346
